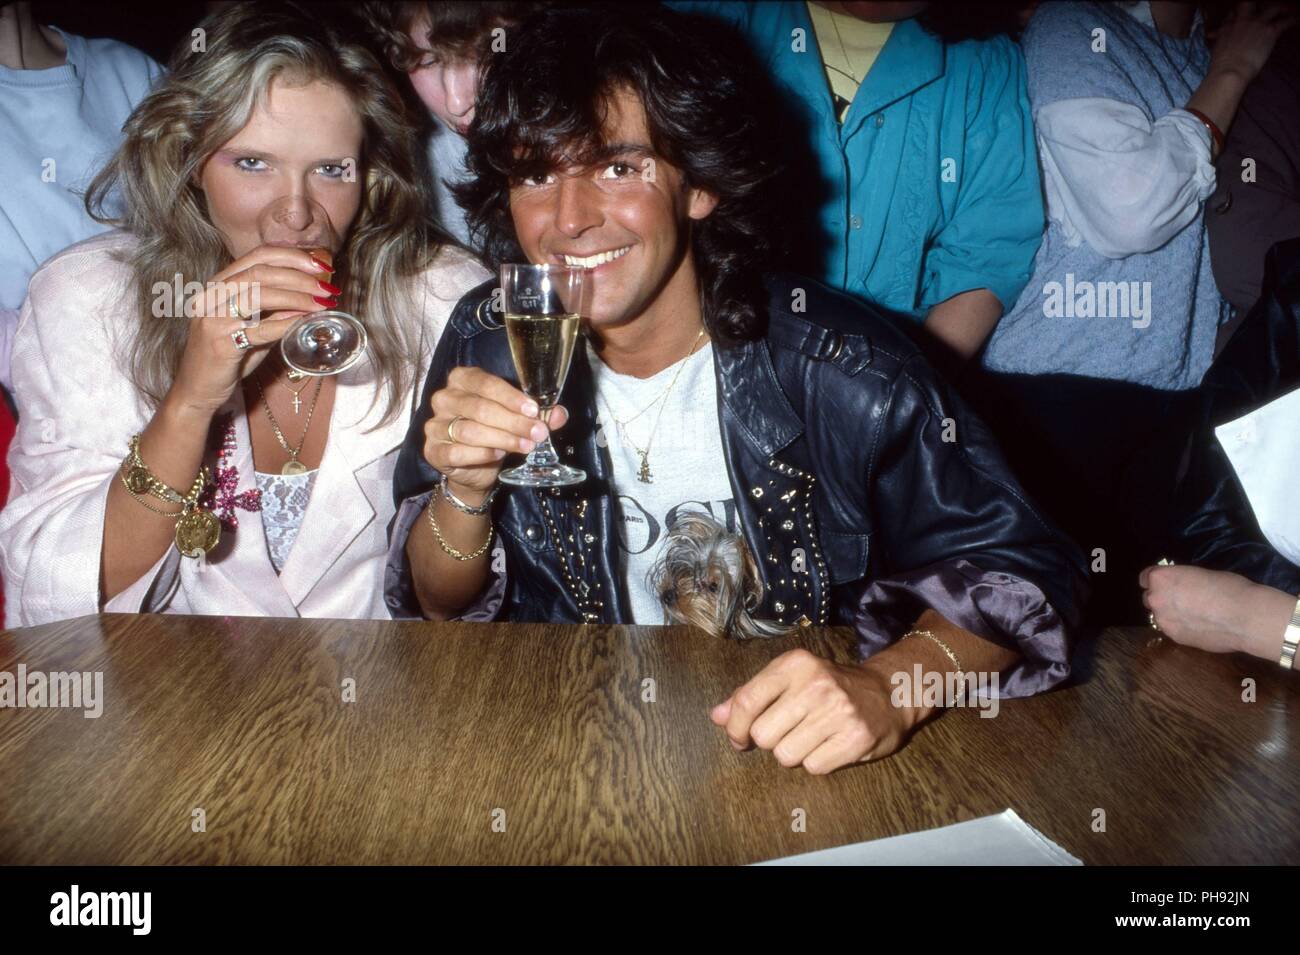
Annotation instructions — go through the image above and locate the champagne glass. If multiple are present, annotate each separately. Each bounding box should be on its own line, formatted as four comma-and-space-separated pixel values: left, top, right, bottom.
280, 309, 368, 376
498, 263, 588, 487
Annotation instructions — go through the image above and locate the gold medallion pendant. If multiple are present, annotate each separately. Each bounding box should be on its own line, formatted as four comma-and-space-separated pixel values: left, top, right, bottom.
281, 459, 309, 476
175, 507, 221, 558
125, 466, 153, 496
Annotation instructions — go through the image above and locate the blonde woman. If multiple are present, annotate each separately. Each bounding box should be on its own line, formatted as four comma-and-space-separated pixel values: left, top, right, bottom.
0, 4, 487, 626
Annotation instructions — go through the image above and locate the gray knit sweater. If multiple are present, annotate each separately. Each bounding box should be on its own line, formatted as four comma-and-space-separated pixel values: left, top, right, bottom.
982, 1, 1228, 390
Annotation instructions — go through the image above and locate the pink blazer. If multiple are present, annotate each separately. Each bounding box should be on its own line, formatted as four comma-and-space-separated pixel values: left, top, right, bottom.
0, 231, 489, 626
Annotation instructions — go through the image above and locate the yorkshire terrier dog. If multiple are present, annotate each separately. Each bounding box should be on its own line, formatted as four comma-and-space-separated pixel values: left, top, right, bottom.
647, 511, 794, 640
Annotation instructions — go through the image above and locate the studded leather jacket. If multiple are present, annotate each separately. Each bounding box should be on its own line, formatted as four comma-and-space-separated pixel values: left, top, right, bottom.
388, 275, 1089, 695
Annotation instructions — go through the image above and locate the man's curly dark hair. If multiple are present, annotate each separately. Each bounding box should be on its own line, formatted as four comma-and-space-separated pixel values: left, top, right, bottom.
453, 3, 783, 344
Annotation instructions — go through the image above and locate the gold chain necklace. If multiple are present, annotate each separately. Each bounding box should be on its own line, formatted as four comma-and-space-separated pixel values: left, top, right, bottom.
827, 7, 859, 84
282, 369, 313, 414
597, 327, 706, 484
598, 360, 682, 429
255, 372, 324, 475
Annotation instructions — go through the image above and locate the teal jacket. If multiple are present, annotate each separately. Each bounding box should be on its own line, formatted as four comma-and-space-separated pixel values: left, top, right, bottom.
669, 1, 1044, 322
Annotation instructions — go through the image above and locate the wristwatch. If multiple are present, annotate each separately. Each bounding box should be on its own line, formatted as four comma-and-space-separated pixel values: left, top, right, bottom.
1281, 597, 1300, 670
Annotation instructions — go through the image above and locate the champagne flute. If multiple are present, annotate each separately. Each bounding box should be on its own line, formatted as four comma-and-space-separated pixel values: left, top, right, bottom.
280, 309, 368, 376
498, 263, 588, 487
256, 217, 366, 376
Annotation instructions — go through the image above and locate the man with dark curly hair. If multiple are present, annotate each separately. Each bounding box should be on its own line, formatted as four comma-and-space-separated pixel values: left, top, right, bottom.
387, 4, 1088, 772
361, 1, 542, 246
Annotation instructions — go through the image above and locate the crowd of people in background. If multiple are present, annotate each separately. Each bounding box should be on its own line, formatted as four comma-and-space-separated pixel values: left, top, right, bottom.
0, 0, 1297, 762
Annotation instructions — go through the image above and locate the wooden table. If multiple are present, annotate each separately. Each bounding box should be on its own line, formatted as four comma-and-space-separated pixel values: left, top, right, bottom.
1, 614, 1296, 865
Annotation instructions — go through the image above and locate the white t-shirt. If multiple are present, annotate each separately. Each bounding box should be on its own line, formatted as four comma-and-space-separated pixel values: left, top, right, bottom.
587, 338, 735, 624
0, 26, 163, 391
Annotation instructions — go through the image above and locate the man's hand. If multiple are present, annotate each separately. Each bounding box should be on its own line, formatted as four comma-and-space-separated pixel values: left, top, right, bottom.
424, 365, 569, 497
709, 649, 922, 774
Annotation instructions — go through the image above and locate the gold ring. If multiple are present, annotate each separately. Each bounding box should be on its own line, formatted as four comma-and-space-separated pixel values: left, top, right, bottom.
447, 414, 466, 445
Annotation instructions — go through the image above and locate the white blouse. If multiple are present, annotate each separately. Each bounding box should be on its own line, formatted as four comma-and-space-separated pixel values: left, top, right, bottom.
255, 469, 317, 574
1036, 97, 1216, 260
0, 230, 489, 626
1033, 1, 1216, 259
1216, 386, 1300, 568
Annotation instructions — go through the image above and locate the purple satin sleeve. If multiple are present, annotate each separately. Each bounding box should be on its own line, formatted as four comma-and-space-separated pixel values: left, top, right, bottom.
383, 490, 508, 622
853, 558, 1072, 698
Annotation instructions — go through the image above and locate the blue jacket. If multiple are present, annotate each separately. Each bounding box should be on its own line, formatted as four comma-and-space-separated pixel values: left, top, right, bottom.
669, 1, 1044, 321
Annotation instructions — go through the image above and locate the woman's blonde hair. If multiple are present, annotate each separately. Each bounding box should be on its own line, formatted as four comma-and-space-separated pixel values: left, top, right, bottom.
87, 1, 443, 428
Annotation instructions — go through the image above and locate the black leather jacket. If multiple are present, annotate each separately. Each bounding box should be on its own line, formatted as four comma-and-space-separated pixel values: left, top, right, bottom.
1170, 237, 1300, 594
391, 274, 1088, 642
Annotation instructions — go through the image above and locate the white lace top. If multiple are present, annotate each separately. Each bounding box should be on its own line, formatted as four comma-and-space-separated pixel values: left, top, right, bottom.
255, 469, 318, 574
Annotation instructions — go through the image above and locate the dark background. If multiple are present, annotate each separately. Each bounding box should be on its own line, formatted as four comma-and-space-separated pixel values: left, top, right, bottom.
31, 0, 1241, 67
32, 0, 214, 63
29, 0, 397, 65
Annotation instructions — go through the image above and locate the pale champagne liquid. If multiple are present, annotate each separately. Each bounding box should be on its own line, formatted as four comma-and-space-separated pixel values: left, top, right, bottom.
504, 313, 580, 406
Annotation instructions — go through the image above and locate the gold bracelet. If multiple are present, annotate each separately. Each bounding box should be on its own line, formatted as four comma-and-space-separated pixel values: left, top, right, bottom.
119, 475, 187, 517
903, 628, 967, 703
426, 489, 493, 561
121, 434, 207, 505
119, 434, 220, 558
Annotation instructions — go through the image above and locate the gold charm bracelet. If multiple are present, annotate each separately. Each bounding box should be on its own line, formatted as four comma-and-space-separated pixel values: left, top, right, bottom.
426, 483, 493, 561
119, 434, 220, 558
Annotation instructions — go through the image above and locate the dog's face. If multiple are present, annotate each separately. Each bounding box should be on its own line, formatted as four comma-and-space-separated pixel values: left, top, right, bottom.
655, 534, 747, 635
648, 512, 790, 640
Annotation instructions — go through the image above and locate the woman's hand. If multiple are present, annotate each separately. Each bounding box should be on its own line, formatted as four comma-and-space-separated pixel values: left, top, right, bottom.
1140, 564, 1295, 660
166, 245, 338, 418
1208, 1, 1297, 84
423, 366, 569, 500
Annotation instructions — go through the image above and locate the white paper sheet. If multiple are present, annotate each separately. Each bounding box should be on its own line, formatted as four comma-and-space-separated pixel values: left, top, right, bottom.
1215, 386, 1300, 567
754, 808, 1082, 866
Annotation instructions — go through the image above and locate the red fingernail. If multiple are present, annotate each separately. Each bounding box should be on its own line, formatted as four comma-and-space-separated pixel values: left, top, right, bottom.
310, 256, 334, 273
312, 296, 338, 308
318, 281, 342, 295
